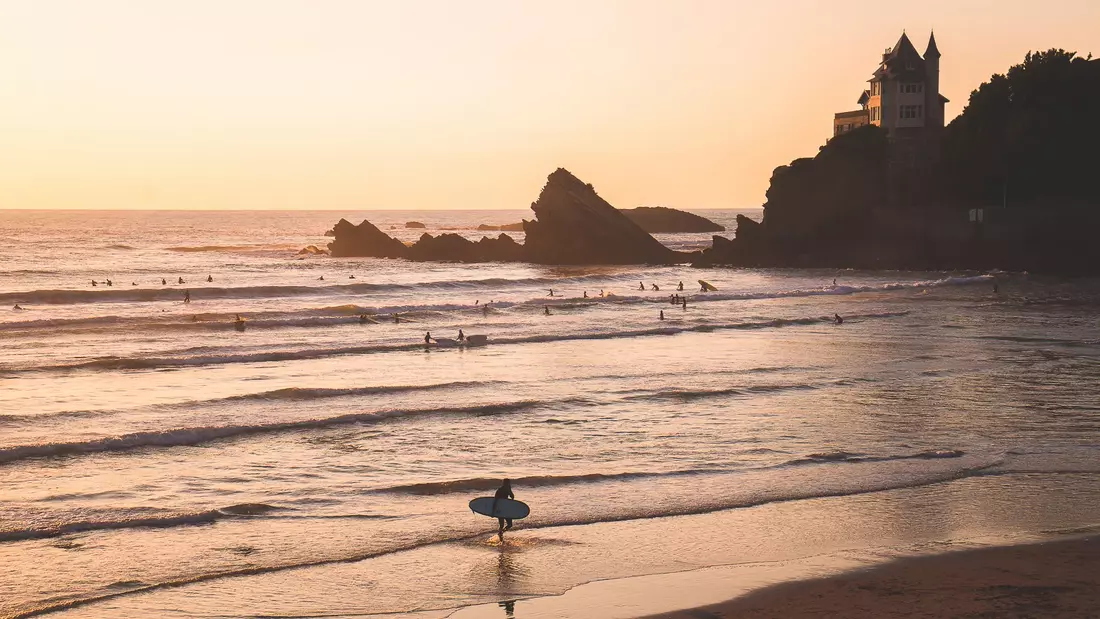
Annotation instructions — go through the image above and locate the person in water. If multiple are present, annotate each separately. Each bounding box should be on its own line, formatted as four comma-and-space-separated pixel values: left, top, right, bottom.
677, 281, 684, 291
639, 282, 645, 291
659, 310, 664, 321
458, 329, 465, 342
178, 277, 184, 284
482, 305, 489, 317
359, 314, 369, 324
651, 284, 659, 291
13, 304, 23, 310
207, 275, 213, 283
682, 297, 687, 310
832, 278, 837, 286
834, 313, 843, 325
494, 479, 515, 538
583, 291, 588, 299
544, 306, 551, 316
91, 280, 97, 287
162, 278, 167, 285
319, 275, 324, 281
424, 331, 433, 346
394, 313, 400, 324
547, 289, 554, 297
106, 279, 112, 286
183, 290, 191, 304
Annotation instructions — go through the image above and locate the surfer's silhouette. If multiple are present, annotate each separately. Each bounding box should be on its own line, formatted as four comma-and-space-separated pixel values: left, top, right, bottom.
677, 281, 684, 291
494, 479, 514, 539
834, 313, 843, 325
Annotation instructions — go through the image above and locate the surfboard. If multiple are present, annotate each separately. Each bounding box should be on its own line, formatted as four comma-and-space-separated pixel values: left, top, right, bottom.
698, 280, 718, 292
469, 497, 530, 520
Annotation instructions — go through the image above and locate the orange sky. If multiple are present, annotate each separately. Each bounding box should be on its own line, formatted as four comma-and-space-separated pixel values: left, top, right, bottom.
1, 0, 1097, 211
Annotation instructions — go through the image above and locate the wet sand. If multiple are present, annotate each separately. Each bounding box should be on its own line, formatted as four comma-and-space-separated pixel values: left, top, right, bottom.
646, 536, 1100, 619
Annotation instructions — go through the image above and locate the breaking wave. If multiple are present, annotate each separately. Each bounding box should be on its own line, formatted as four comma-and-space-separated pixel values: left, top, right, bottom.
7, 312, 909, 373
0, 400, 573, 465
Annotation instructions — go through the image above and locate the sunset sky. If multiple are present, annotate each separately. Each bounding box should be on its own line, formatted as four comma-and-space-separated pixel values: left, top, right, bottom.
1, 0, 1097, 211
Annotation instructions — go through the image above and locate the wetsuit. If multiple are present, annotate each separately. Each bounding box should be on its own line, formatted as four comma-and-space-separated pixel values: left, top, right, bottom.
494, 482, 514, 532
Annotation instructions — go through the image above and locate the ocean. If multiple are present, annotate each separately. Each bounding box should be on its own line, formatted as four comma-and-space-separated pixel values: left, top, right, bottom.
1, 209, 1098, 619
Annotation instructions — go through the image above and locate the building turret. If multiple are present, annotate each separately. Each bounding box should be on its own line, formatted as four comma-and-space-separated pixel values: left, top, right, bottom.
924, 31, 943, 129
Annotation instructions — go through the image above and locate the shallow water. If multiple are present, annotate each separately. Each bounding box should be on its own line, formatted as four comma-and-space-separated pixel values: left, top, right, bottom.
1, 210, 1098, 619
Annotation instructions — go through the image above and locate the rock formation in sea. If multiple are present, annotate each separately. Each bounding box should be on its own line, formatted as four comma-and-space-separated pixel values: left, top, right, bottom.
405, 221, 426, 229
621, 207, 725, 233
327, 169, 690, 265
522, 169, 683, 265
327, 218, 410, 259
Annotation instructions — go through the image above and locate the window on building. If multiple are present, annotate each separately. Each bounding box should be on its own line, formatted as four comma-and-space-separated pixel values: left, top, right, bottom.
900, 82, 924, 94
870, 82, 879, 96
899, 105, 925, 119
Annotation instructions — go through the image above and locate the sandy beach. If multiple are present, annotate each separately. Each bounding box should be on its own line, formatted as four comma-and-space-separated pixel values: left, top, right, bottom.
648, 536, 1100, 619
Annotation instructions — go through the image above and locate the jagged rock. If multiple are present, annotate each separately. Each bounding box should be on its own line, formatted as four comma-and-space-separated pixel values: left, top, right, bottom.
327, 218, 409, 258
477, 224, 499, 231
297, 245, 329, 255
405, 232, 524, 262
476, 233, 524, 262
323, 228, 335, 237
622, 207, 725, 233
500, 222, 525, 232
523, 169, 684, 265
406, 233, 479, 261
405, 221, 426, 229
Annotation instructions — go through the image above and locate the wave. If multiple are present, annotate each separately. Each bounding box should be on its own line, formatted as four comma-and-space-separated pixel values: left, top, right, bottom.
0, 273, 991, 307
0, 503, 279, 543
626, 382, 820, 402
0, 400, 570, 465
378, 469, 719, 495
785, 449, 966, 466
5, 452, 1001, 619
9, 312, 909, 374
0, 381, 499, 426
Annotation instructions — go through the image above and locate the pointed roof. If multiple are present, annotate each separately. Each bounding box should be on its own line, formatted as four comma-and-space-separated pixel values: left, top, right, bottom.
925, 30, 941, 59
888, 32, 920, 61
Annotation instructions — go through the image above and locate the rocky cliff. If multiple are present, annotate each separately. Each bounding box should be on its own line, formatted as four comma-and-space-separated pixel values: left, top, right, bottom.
523, 169, 683, 264
327, 218, 410, 259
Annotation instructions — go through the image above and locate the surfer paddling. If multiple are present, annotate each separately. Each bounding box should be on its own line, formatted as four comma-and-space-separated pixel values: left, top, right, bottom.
494, 479, 515, 540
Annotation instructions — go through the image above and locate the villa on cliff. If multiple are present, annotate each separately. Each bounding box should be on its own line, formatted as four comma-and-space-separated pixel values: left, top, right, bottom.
833, 31, 948, 143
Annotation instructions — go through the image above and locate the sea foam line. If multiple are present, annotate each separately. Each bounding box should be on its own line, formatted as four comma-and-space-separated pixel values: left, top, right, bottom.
0, 400, 569, 466
9, 311, 908, 374
6, 454, 1003, 619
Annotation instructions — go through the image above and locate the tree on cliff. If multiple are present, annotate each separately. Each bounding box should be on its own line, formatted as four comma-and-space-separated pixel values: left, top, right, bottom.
938, 49, 1100, 208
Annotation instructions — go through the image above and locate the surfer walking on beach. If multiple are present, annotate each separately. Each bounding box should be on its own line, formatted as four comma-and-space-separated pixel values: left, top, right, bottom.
494, 479, 514, 539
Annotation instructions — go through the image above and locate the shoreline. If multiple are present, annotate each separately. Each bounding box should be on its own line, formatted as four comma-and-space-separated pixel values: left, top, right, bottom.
645, 534, 1100, 618
447, 532, 1100, 619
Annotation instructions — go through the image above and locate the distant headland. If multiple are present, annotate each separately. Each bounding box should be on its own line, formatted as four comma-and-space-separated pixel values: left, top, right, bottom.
701, 40, 1100, 274
328, 41, 1099, 273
